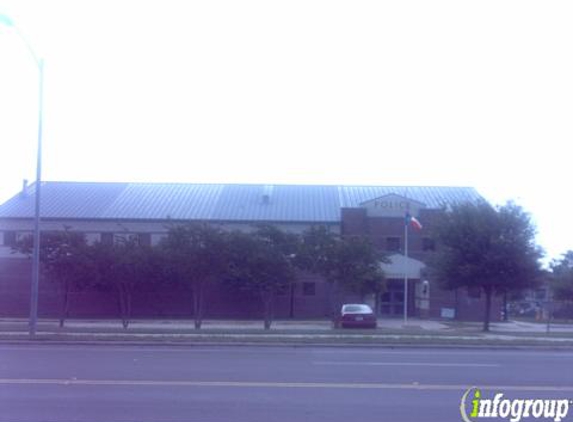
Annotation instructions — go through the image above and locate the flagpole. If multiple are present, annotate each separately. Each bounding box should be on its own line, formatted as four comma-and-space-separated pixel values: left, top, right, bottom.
404, 219, 409, 326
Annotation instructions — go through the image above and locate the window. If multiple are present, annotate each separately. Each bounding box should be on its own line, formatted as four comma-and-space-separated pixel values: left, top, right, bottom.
100, 233, 113, 245
138, 233, 151, 247
151, 234, 167, 246
2, 231, 17, 247
534, 288, 547, 300
85, 233, 99, 245
302, 282, 316, 296
73, 231, 86, 242
422, 237, 436, 251
386, 237, 400, 252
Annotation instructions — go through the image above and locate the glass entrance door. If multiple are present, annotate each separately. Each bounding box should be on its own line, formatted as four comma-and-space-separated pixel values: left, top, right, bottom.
379, 280, 404, 316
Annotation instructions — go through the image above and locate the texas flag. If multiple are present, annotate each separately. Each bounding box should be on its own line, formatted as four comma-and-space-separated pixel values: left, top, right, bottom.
405, 212, 423, 230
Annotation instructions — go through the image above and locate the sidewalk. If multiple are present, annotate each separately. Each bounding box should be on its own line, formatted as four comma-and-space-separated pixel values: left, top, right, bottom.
1, 318, 573, 347
0, 317, 452, 332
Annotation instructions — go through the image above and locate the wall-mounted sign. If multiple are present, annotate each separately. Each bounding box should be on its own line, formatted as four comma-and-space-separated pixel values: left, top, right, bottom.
360, 194, 425, 218
440, 307, 456, 319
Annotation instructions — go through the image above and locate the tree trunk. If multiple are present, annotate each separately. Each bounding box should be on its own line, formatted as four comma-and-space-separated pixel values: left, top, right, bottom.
59, 280, 70, 328
483, 286, 493, 332
121, 289, 128, 329
503, 292, 508, 322
116, 286, 123, 327
289, 281, 295, 319
454, 288, 459, 321
328, 280, 341, 327
262, 291, 274, 330
193, 283, 204, 330
125, 287, 132, 329
329, 280, 339, 320
117, 284, 131, 329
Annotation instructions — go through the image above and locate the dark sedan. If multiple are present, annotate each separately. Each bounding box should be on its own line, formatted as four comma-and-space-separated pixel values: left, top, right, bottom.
336, 304, 377, 328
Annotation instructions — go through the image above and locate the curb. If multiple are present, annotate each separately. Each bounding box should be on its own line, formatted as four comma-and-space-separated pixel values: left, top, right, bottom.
2, 340, 573, 351
2, 335, 573, 350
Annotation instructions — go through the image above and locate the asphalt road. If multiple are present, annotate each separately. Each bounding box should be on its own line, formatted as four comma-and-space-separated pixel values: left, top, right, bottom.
0, 344, 572, 422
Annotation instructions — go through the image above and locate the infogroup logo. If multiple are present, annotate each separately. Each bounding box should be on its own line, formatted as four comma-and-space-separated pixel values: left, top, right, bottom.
460, 388, 571, 422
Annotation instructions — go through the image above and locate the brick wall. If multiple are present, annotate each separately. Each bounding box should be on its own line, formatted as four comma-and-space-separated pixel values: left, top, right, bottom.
0, 257, 331, 320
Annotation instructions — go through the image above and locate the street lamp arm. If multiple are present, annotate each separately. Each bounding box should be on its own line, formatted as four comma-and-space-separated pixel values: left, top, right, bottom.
0, 13, 13, 26
0, 14, 42, 67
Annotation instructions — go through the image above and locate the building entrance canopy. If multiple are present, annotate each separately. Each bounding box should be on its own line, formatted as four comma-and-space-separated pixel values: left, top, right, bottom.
381, 253, 426, 279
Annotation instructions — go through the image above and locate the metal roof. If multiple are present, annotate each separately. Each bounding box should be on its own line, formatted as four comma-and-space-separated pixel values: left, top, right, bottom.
0, 182, 483, 223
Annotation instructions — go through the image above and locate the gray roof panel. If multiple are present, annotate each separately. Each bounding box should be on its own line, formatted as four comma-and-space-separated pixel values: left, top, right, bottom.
0, 182, 484, 222
0, 182, 128, 219
101, 183, 224, 220
211, 184, 341, 222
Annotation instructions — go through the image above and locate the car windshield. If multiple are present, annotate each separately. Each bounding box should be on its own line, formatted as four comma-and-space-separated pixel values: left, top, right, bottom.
342, 305, 371, 313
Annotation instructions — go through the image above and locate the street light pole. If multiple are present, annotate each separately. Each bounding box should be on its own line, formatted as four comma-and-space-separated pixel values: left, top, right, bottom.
0, 14, 44, 336
29, 58, 43, 336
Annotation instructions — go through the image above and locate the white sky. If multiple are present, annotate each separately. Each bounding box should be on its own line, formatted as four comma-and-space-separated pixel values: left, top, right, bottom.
0, 1, 571, 261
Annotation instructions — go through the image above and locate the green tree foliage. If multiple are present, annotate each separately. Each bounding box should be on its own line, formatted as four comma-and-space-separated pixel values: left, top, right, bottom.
227, 226, 298, 329
13, 229, 94, 327
296, 226, 386, 316
335, 236, 387, 300
551, 251, 573, 302
254, 224, 300, 258
294, 225, 338, 274
161, 223, 230, 329
430, 201, 542, 331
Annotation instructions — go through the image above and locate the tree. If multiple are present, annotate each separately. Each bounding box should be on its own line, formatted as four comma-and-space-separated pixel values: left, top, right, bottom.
296, 226, 386, 317
335, 236, 387, 301
551, 251, 573, 302
294, 225, 338, 275
13, 229, 94, 327
227, 226, 298, 329
161, 223, 230, 329
87, 235, 164, 329
429, 201, 542, 331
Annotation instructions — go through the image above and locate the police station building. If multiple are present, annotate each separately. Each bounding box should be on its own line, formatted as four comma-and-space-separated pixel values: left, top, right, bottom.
0, 182, 498, 321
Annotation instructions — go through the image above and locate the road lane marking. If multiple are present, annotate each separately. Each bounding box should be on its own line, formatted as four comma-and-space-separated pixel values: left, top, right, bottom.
1, 345, 572, 360
312, 350, 573, 358
312, 361, 500, 367
1, 378, 572, 392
